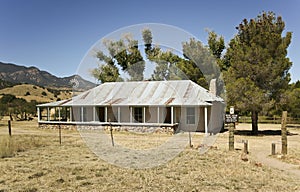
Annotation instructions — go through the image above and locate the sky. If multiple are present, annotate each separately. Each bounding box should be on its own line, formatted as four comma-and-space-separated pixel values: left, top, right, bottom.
0, 0, 299, 82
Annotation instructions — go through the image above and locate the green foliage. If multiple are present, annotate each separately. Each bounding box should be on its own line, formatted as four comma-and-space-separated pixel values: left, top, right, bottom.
92, 33, 145, 83
280, 82, 300, 118
182, 38, 221, 89
142, 29, 219, 89
91, 64, 121, 83
47, 88, 60, 96
0, 94, 37, 120
207, 31, 228, 71
41, 91, 47, 96
224, 12, 292, 132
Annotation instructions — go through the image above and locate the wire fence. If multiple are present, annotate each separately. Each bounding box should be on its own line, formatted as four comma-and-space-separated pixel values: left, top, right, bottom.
238, 116, 300, 125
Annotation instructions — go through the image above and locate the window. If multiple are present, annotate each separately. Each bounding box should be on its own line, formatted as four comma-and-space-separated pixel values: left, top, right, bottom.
186, 107, 195, 124
134, 107, 143, 123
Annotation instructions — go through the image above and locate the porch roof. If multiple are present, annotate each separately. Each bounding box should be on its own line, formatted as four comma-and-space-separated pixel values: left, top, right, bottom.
37, 80, 223, 107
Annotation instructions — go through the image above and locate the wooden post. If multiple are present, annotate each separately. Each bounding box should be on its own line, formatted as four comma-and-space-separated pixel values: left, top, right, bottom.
8, 120, 11, 136
243, 140, 248, 154
189, 132, 192, 148
281, 111, 288, 155
58, 124, 62, 145
229, 123, 235, 151
271, 143, 276, 155
109, 119, 114, 147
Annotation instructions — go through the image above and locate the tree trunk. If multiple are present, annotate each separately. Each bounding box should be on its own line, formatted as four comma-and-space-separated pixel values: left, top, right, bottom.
251, 111, 258, 135
9, 113, 13, 121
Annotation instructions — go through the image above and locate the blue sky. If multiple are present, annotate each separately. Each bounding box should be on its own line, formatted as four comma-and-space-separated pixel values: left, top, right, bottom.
0, 0, 299, 82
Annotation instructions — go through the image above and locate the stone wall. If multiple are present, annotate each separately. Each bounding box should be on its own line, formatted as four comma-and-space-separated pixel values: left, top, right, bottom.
38, 123, 175, 134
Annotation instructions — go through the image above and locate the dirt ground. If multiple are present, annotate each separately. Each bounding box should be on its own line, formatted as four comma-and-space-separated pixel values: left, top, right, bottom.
0, 118, 299, 191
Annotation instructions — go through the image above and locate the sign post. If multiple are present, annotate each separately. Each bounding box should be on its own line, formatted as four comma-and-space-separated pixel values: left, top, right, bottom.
226, 107, 238, 151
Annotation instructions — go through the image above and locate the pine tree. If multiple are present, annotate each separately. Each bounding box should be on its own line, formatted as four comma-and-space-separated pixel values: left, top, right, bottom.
224, 12, 292, 134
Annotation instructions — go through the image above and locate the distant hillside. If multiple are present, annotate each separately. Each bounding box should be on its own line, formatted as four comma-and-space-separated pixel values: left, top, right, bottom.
0, 79, 18, 89
0, 62, 96, 90
0, 84, 73, 103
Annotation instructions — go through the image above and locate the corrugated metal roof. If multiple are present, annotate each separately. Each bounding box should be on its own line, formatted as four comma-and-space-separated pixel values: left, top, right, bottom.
38, 80, 224, 107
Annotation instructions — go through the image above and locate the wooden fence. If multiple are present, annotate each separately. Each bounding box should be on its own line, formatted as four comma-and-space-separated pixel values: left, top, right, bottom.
238, 116, 300, 125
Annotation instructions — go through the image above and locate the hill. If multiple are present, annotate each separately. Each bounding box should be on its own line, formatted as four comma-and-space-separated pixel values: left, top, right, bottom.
0, 84, 73, 103
0, 79, 18, 89
0, 62, 95, 90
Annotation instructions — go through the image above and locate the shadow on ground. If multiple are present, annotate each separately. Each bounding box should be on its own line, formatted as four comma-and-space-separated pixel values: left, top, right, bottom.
233, 130, 298, 136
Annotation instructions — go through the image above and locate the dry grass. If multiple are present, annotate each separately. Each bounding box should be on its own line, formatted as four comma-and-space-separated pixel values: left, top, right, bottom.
0, 84, 72, 102
0, 120, 299, 191
0, 135, 44, 158
110, 131, 172, 150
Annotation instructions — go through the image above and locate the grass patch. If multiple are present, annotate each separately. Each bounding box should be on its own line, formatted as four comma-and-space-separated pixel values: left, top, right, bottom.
0, 135, 44, 158
276, 148, 300, 165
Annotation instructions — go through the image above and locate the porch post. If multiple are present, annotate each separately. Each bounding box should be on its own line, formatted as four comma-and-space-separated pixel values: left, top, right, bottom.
81, 107, 84, 122
69, 107, 72, 122
143, 107, 146, 123
47, 107, 50, 121
118, 107, 121, 123
130, 106, 133, 123
104, 106, 108, 122
93, 106, 96, 121
171, 106, 174, 124
204, 106, 208, 135
157, 107, 160, 123
58, 107, 61, 121
37, 107, 40, 122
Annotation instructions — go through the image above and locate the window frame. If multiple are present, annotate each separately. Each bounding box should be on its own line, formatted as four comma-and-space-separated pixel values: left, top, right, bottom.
186, 107, 196, 125
133, 107, 143, 123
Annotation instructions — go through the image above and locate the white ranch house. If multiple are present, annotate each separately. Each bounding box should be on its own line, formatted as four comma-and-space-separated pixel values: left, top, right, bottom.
37, 80, 225, 133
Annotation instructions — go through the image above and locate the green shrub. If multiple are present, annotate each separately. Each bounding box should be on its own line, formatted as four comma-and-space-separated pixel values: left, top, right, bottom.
41, 91, 47, 96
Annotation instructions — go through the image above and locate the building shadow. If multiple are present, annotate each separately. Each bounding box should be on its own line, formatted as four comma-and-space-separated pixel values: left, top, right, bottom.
233, 130, 298, 136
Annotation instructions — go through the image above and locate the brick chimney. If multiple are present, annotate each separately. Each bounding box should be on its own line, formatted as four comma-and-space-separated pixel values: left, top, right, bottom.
209, 79, 217, 96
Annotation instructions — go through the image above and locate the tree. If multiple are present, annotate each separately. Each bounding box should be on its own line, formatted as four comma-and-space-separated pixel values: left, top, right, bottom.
182, 38, 221, 89
224, 12, 292, 134
280, 82, 300, 118
142, 29, 219, 89
0, 94, 33, 120
92, 34, 145, 83
207, 31, 228, 71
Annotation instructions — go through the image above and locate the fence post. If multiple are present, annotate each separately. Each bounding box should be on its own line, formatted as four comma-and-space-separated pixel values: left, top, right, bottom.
243, 140, 248, 154
109, 119, 114, 147
281, 111, 287, 155
189, 132, 192, 148
271, 143, 276, 155
229, 123, 235, 151
58, 124, 62, 145
8, 120, 11, 136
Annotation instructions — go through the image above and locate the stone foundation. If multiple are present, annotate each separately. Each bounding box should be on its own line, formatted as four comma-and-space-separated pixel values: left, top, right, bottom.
38, 123, 175, 134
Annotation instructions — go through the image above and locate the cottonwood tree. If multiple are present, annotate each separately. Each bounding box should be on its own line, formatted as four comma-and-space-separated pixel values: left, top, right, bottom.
92, 34, 145, 83
142, 29, 219, 89
142, 29, 185, 81
224, 12, 292, 134
182, 38, 221, 89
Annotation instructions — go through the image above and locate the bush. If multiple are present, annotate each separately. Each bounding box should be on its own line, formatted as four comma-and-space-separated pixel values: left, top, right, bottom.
41, 91, 47, 96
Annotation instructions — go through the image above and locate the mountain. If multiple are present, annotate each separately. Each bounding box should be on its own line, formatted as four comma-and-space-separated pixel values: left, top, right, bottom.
0, 62, 96, 90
